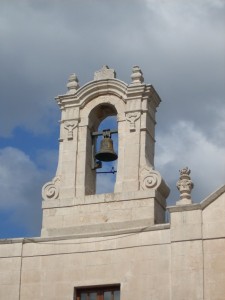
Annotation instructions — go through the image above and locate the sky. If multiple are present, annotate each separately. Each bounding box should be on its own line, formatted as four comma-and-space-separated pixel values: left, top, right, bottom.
0, 0, 224, 238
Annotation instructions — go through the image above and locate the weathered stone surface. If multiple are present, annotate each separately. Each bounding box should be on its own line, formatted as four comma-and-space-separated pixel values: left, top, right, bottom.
202, 185, 225, 239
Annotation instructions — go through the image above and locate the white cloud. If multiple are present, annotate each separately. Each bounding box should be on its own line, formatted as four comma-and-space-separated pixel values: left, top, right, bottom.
0, 147, 53, 236
35, 149, 58, 173
155, 120, 225, 204
0, 147, 40, 207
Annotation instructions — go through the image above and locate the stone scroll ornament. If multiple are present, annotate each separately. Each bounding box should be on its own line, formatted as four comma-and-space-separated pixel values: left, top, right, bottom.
64, 120, 78, 140
126, 111, 141, 131
140, 166, 162, 190
42, 177, 60, 201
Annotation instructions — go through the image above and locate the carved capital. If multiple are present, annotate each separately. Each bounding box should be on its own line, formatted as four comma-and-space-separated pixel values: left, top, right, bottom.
126, 111, 141, 131
42, 177, 60, 201
64, 120, 78, 140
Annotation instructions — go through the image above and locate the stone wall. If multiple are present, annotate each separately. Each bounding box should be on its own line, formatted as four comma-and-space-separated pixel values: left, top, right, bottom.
0, 185, 224, 300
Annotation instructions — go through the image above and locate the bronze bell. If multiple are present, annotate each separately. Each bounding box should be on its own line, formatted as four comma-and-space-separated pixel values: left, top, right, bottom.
95, 135, 118, 162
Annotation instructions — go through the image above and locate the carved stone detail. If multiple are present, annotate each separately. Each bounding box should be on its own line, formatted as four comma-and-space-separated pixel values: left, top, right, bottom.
140, 167, 162, 190
64, 120, 78, 140
66, 73, 79, 94
176, 167, 194, 205
131, 66, 144, 84
42, 177, 60, 201
94, 65, 116, 80
126, 111, 141, 131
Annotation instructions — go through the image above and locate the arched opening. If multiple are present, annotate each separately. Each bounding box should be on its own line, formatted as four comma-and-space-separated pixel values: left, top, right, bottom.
87, 103, 118, 195
96, 116, 118, 194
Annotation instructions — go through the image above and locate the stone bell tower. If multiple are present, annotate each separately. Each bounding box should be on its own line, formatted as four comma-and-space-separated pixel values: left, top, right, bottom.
41, 66, 170, 237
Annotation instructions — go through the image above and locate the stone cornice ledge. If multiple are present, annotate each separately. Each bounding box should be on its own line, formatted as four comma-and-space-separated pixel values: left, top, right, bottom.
43, 221, 170, 239
0, 238, 24, 244
0, 223, 170, 244
55, 78, 128, 109
167, 203, 201, 213
42, 190, 158, 209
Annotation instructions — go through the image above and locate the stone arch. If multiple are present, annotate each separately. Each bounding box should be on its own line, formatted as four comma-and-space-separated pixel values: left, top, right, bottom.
88, 102, 117, 131
79, 96, 123, 196
76, 79, 127, 109
79, 94, 126, 127
44, 66, 165, 201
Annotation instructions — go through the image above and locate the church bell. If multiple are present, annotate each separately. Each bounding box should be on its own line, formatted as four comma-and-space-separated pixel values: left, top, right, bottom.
95, 133, 118, 162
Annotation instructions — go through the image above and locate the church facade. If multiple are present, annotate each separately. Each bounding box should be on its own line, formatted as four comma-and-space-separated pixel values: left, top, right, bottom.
0, 66, 225, 300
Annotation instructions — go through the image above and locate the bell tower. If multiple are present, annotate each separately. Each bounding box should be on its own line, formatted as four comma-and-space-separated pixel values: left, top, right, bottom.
41, 66, 170, 237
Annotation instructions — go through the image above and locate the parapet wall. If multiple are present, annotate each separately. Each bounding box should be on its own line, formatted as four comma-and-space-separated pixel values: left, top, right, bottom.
0, 185, 225, 300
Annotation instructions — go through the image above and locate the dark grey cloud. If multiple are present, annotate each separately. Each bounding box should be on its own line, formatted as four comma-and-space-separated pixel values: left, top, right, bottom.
1, 0, 224, 136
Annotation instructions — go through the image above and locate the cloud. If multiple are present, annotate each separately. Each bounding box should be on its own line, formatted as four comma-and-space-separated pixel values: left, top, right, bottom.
0, 0, 224, 237
0, 0, 224, 137
155, 120, 225, 205
0, 147, 53, 237
35, 148, 59, 172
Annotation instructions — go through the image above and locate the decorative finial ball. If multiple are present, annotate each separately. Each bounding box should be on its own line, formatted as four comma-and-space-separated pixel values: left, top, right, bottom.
131, 66, 144, 84
66, 73, 79, 94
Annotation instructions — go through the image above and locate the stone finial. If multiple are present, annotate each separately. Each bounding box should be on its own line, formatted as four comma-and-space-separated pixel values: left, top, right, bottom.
176, 167, 194, 205
66, 73, 79, 94
131, 66, 144, 84
94, 65, 116, 80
